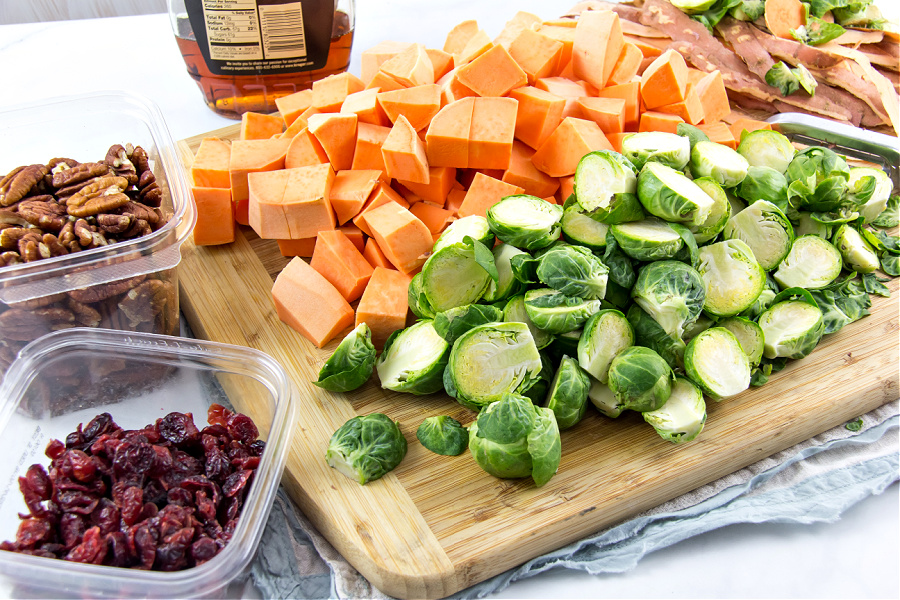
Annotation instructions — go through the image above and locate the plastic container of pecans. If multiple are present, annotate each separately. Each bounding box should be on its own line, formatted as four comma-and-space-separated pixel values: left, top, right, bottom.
0, 328, 297, 598
0, 91, 196, 376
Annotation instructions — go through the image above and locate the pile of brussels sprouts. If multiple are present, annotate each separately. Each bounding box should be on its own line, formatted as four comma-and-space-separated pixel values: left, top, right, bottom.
321, 124, 899, 488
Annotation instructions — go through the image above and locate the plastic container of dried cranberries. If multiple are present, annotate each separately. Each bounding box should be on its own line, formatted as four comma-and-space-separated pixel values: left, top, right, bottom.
0, 327, 297, 598
0, 91, 196, 377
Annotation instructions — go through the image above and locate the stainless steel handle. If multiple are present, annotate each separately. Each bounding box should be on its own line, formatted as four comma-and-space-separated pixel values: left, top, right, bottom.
766, 112, 900, 187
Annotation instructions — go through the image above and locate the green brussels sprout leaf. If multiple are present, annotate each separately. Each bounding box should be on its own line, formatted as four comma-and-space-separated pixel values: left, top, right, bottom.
314, 323, 377, 392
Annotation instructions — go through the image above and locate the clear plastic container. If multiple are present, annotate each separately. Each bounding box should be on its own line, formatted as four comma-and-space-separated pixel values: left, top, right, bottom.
0, 91, 196, 375
0, 328, 296, 598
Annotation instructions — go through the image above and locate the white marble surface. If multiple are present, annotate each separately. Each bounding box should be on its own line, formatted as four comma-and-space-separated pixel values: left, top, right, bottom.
0, 2, 898, 599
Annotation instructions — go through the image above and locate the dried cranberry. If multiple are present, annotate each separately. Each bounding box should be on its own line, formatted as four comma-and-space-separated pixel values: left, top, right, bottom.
226, 413, 259, 444
91, 498, 120, 536
61, 449, 98, 482
106, 531, 131, 567
15, 518, 52, 548
120, 487, 144, 526
113, 441, 156, 476
207, 404, 232, 428
204, 448, 230, 481
44, 438, 65, 459
82, 413, 118, 443
167, 487, 193, 507
65, 526, 106, 564
190, 536, 218, 564
200, 424, 229, 439
158, 412, 200, 447
133, 523, 158, 570
57, 491, 99, 515
142, 479, 167, 508
248, 440, 266, 457
222, 469, 253, 499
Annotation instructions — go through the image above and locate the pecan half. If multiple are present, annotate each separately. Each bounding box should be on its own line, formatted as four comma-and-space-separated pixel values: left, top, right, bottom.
0, 164, 49, 207
66, 176, 130, 218
67, 297, 102, 327
18, 198, 69, 232
131, 147, 162, 208
118, 279, 175, 328
0, 208, 31, 227
105, 144, 138, 186
119, 201, 159, 225
0, 307, 74, 341
0, 251, 21, 267
1, 227, 39, 250
50, 162, 109, 190
96, 213, 132, 235
67, 273, 147, 304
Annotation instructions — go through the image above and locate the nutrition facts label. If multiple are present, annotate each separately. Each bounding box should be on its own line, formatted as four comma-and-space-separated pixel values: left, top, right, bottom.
201, 0, 307, 61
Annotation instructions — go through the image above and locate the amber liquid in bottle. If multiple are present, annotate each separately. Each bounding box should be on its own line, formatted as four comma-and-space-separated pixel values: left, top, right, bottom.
174, 10, 352, 119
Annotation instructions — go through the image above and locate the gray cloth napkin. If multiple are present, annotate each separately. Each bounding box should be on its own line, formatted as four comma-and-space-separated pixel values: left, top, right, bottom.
249, 399, 899, 600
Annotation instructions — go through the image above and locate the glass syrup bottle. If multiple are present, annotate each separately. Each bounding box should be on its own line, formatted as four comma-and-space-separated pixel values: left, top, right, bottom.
169, 0, 354, 119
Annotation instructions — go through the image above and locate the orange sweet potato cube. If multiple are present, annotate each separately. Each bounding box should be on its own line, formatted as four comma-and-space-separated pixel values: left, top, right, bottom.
409, 202, 455, 234
363, 237, 396, 270
275, 89, 313, 127
509, 86, 565, 150
469, 96, 518, 170
229, 138, 291, 225
307, 112, 358, 172
277, 237, 317, 257
355, 266, 411, 349
191, 186, 235, 246
456, 44, 528, 98
457, 172, 524, 219
282, 163, 336, 239
361, 40, 414, 86
640, 49, 689, 110
576, 97, 627, 134
425, 97, 475, 168
364, 202, 433, 274
284, 127, 330, 170
272, 257, 354, 348
379, 43, 435, 88
695, 70, 730, 125
310, 229, 374, 302
340, 87, 391, 127
381, 115, 430, 184
240, 112, 284, 140
503, 141, 560, 198
397, 166, 456, 206
508, 28, 564, 84
191, 137, 231, 189
376, 84, 442, 132
352, 181, 409, 236
330, 169, 385, 225
531, 117, 613, 177
572, 9, 624, 89
312, 72, 365, 113
352, 122, 391, 171
247, 170, 292, 240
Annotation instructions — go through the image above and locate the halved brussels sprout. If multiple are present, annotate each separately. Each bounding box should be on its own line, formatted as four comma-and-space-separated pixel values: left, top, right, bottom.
631, 260, 706, 338
544, 355, 592, 430
853, 167, 894, 223
670, 0, 718, 13
421, 242, 490, 313
561, 204, 611, 250
697, 239, 766, 317
417, 416, 468, 456
832, 224, 880, 274
573, 151, 644, 225
578, 309, 634, 383
637, 162, 715, 225
717, 316, 765, 366
723, 200, 795, 271
690, 141, 750, 188
735, 165, 789, 209
376, 320, 450, 395
587, 378, 623, 418
503, 294, 554, 349
433, 214, 494, 252
626, 304, 686, 370
736, 129, 796, 174
621, 131, 691, 171
642, 376, 707, 443
487, 194, 563, 251
684, 327, 751, 400
433, 304, 504, 344
446, 321, 543, 410
482, 243, 528, 303
690, 177, 732, 244
314, 323, 377, 392
326, 413, 407, 485
610, 217, 685, 262
468, 393, 561, 487
408, 271, 436, 319
607, 346, 676, 412
773, 235, 843, 290
758, 299, 825, 359
524, 288, 602, 334
536, 244, 609, 300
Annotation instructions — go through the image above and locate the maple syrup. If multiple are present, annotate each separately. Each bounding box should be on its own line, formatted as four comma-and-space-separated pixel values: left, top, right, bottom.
170, 1, 354, 119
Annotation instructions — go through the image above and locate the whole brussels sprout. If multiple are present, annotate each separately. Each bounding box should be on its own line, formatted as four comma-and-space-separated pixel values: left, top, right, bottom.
543, 356, 592, 430
524, 288, 602, 334
314, 323, 376, 392
536, 244, 609, 300
468, 393, 561, 487
417, 416, 469, 456
607, 346, 676, 412
326, 413, 407, 485
631, 260, 706, 339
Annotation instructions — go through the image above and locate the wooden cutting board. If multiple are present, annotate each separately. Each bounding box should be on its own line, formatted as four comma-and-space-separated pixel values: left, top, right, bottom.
176, 125, 899, 599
